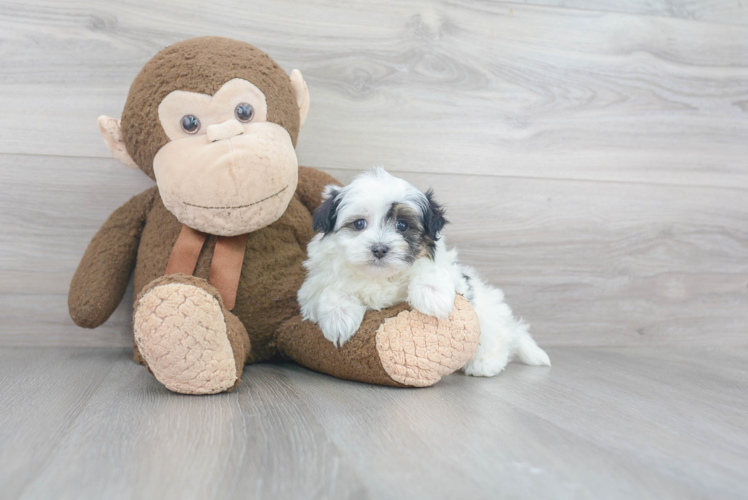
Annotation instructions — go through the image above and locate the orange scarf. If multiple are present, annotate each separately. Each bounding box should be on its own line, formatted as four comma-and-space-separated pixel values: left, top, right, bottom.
164, 225, 247, 310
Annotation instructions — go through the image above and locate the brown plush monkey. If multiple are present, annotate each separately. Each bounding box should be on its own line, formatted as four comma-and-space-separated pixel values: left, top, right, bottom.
69, 37, 480, 395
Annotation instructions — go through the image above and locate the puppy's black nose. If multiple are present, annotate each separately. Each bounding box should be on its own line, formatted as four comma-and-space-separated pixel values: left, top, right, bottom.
371, 244, 389, 259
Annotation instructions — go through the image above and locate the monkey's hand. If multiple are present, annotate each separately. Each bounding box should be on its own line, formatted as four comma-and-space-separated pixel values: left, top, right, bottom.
69, 187, 158, 329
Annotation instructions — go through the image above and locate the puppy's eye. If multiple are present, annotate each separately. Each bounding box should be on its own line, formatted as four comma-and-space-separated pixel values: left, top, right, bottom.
396, 220, 408, 232
353, 219, 367, 230
235, 102, 254, 122
181, 115, 200, 134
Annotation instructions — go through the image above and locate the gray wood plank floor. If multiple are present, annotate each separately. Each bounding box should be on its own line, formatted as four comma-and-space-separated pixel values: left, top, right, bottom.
1, 346, 746, 500
1, 2, 746, 499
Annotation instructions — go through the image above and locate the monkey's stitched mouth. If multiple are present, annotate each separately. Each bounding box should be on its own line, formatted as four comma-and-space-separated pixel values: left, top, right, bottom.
183, 185, 289, 210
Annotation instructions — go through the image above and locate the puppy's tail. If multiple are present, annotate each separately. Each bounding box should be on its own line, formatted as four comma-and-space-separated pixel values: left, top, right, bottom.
515, 325, 551, 367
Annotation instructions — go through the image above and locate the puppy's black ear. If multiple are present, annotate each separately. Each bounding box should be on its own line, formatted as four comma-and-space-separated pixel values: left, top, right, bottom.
423, 189, 448, 241
312, 186, 341, 234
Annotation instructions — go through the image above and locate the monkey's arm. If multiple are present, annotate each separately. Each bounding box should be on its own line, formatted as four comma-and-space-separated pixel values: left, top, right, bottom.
69, 187, 159, 328
295, 166, 341, 213
277, 296, 481, 388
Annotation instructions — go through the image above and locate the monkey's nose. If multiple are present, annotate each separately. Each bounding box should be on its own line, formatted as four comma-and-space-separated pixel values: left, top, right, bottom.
207, 120, 244, 142
371, 244, 389, 259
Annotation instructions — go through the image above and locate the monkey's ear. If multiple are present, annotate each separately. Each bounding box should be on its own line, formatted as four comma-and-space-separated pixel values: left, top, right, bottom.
290, 69, 310, 127
97, 115, 139, 169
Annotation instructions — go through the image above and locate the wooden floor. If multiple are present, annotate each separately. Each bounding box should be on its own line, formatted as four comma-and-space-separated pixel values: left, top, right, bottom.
1, 345, 746, 500
1, 1, 747, 498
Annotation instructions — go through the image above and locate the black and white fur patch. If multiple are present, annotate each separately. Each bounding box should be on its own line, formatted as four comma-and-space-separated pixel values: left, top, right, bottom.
298, 167, 550, 376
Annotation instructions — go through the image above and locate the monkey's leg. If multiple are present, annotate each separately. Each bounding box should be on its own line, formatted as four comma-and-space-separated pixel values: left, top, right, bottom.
277, 296, 480, 387
132, 274, 251, 395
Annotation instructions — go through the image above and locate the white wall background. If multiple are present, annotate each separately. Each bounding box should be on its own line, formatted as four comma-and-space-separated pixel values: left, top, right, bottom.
1, 0, 746, 347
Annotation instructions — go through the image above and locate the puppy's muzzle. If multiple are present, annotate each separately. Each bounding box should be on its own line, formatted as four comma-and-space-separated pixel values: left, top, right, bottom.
371, 244, 389, 259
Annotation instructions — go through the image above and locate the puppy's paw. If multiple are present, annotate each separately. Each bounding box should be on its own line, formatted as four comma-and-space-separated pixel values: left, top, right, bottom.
463, 346, 511, 377
318, 302, 366, 347
408, 283, 456, 319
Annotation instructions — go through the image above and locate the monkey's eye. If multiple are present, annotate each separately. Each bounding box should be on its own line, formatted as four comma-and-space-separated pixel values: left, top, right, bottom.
396, 220, 408, 232
235, 102, 254, 122
353, 219, 367, 230
180, 115, 200, 134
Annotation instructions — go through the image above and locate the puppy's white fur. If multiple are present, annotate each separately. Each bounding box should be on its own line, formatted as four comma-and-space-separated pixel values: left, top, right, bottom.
298, 168, 550, 376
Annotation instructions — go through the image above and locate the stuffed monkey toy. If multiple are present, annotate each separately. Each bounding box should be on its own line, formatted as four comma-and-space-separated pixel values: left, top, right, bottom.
69, 37, 481, 395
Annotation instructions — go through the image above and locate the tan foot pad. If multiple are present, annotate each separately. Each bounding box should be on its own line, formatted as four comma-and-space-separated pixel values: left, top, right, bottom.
133, 283, 237, 395
376, 295, 481, 387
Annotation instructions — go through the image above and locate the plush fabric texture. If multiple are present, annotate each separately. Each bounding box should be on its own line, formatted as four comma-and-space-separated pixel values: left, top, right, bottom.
376, 295, 481, 387
97, 116, 139, 169
157, 78, 268, 141
134, 275, 241, 395
121, 37, 300, 180
130, 168, 320, 364
277, 303, 412, 387
277, 296, 480, 387
69, 187, 158, 328
154, 121, 299, 236
70, 37, 481, 392
121, 166, 335, 365
71, 165, 480, 390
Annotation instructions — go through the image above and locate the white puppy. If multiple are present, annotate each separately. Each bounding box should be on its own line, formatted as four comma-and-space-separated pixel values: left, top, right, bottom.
298, 168, 550, 376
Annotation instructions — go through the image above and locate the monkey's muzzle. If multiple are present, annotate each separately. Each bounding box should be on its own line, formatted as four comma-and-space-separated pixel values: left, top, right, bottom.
153, 122, 299, 236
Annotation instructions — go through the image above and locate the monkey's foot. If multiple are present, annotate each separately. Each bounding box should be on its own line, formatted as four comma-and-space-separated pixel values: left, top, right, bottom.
133, 275, 249, 395
376, 295, 481, 387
